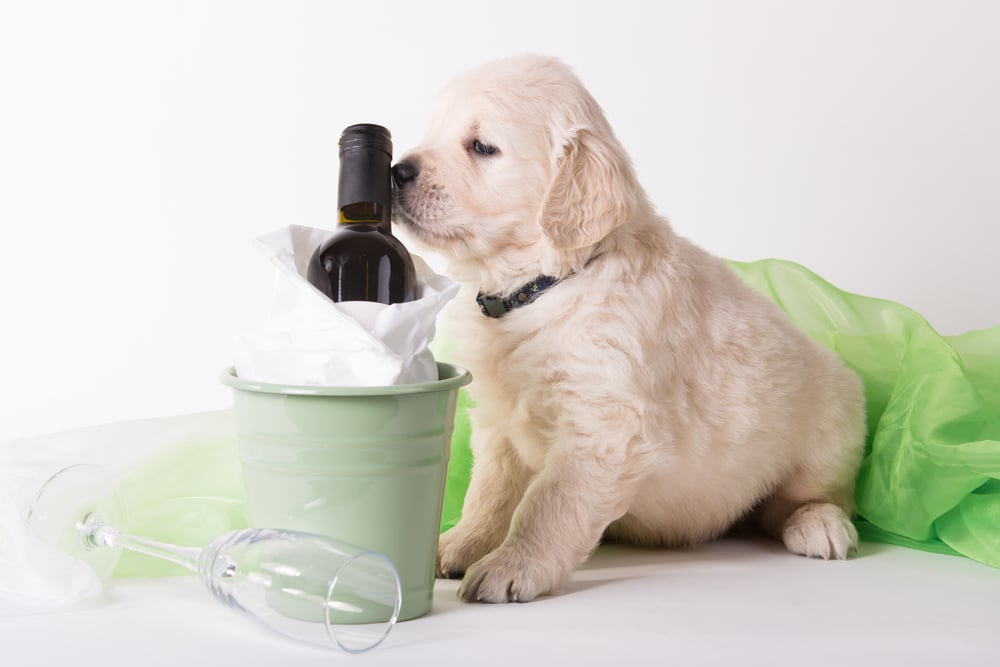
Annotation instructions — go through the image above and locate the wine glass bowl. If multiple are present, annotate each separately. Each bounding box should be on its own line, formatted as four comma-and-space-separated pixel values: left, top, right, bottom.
196, 527, 402, 653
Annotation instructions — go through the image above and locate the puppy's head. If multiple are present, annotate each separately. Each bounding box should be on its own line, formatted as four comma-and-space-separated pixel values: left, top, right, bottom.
394, 54, 639, 291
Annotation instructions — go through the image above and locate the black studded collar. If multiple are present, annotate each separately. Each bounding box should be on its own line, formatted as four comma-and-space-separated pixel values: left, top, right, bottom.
475, 275, 561, 318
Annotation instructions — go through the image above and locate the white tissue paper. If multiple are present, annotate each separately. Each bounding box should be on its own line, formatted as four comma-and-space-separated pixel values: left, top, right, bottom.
233, 224, 459, 386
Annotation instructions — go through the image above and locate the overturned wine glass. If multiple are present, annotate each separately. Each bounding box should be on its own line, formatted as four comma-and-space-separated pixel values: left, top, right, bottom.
27, 464, 401, 654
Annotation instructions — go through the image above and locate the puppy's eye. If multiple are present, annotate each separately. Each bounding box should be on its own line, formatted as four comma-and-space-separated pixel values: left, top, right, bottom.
471, 139, 499, 156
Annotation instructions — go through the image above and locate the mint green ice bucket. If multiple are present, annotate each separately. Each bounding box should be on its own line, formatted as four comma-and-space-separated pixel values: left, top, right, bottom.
221, 362, 472, 621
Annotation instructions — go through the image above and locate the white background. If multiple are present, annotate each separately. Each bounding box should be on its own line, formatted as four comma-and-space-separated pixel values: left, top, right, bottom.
6, 539, 1000, 666
1, 0, 998, 442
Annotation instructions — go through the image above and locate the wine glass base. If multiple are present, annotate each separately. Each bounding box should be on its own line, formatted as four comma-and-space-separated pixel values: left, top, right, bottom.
27, 464, 127, 583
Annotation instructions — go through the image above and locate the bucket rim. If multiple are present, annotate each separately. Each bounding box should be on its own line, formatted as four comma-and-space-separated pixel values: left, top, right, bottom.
220, 362, 472, 396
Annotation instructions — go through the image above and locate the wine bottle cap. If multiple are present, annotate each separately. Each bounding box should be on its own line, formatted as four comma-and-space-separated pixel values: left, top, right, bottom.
339, 123, 392, 158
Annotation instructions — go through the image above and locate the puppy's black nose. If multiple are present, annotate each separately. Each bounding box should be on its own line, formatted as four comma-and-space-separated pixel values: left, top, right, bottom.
392, 160, 419, 188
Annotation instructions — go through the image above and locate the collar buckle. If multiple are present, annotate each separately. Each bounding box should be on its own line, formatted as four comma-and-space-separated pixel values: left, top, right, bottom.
476, 294, 511, 317
476, 275, 561, 318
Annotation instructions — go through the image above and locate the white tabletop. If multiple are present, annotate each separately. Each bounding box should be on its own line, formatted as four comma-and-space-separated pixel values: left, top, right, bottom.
5, 536, 999, 666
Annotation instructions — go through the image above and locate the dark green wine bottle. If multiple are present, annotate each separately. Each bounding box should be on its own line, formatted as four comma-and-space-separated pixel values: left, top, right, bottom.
307, 124, 417, 304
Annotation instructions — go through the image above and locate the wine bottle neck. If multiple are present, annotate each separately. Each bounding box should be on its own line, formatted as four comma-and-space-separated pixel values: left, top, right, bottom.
338, 146, 391, 220
339, 201, 389, 226
335, 124, 393, 230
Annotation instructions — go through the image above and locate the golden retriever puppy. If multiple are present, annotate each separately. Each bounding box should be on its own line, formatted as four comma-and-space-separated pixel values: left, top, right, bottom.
392, 54, 867, 603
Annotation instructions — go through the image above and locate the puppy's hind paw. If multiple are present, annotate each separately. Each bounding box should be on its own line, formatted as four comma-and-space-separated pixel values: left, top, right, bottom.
782, 502, 858, 560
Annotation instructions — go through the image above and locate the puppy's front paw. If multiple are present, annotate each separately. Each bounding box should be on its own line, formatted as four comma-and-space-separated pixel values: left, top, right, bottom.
782, 502, 858, 560
437, 524, 500, 579
458, 546, 561, 603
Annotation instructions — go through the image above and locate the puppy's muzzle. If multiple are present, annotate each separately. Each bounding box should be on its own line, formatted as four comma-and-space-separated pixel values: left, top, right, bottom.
392, 159, 420, 190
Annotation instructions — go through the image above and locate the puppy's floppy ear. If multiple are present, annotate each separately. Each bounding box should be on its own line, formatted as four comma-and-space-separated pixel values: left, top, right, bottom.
538, 128, 637, 250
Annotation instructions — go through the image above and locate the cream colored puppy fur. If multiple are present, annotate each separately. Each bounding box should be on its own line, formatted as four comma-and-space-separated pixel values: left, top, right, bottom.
393, 54, 867, 603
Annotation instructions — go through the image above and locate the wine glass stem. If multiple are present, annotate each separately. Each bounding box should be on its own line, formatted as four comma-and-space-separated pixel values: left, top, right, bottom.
87, 515, 201, 573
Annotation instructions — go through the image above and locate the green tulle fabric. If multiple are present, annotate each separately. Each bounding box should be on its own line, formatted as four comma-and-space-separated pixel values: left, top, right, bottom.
732, 260, 1000, 567
113, 259, 1000, 577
